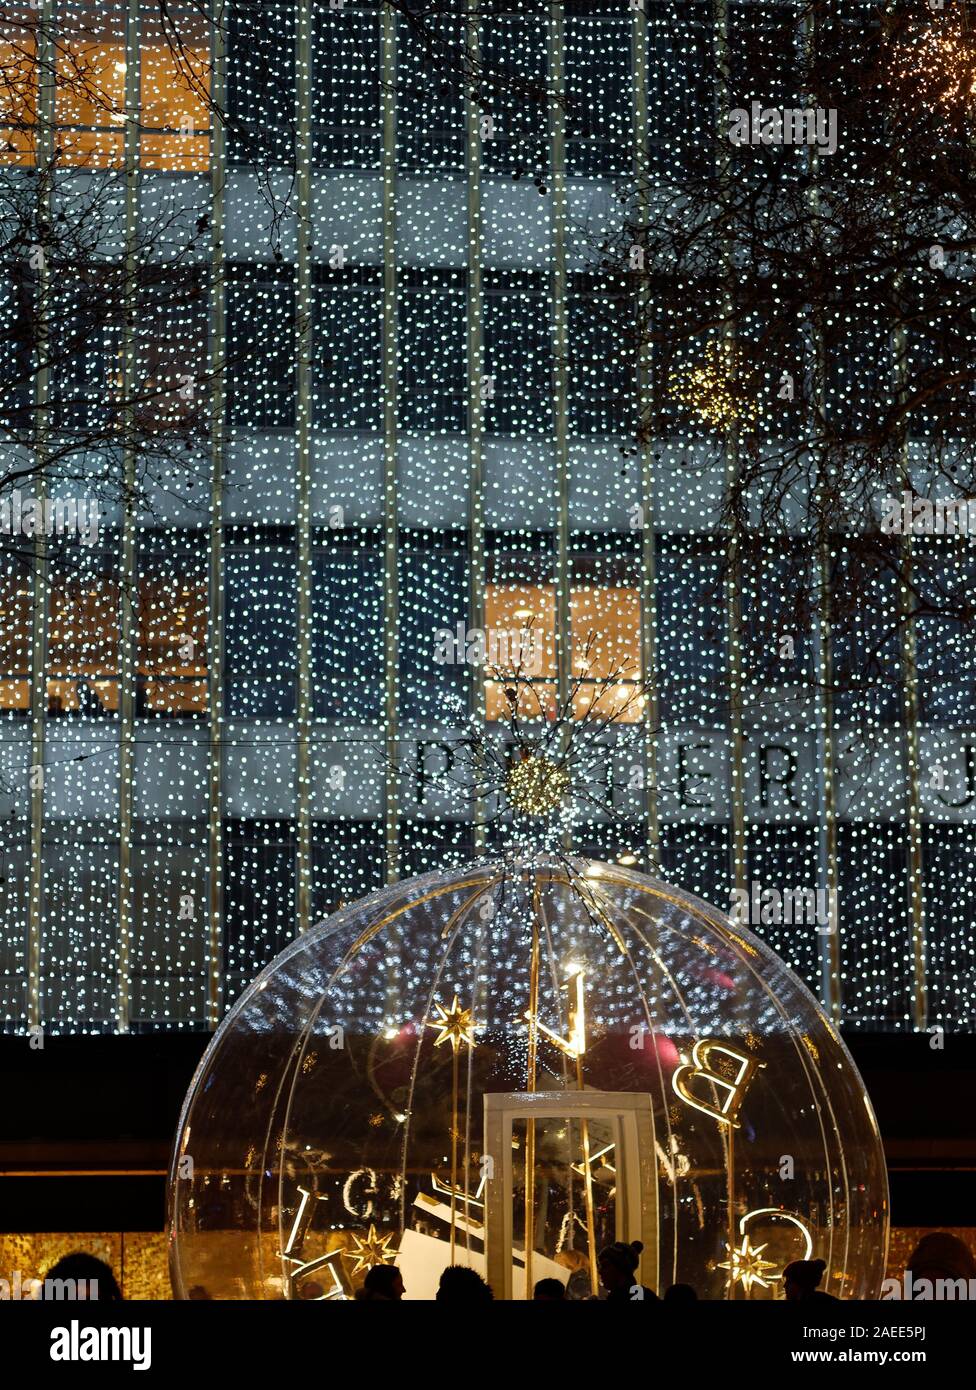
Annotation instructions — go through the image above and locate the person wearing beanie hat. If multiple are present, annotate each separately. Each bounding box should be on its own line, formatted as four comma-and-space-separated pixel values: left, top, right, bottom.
597, 1240, 659, 1302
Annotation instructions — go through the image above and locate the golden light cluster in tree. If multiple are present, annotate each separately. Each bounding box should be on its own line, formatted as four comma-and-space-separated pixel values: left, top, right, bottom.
505, 754, 570, 817
901, 13, 976, 109
669, 341, 761, 433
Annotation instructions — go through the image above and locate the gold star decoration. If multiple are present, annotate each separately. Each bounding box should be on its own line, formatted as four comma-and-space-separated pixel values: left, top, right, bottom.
425, 995, 479, 1052
718, 1234, 780, 1294
346, 1224, 397, 1275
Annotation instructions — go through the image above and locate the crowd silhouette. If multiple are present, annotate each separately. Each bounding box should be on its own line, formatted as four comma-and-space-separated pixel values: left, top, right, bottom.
355, 1242, 857, 1304
30, 1232, 974, 1302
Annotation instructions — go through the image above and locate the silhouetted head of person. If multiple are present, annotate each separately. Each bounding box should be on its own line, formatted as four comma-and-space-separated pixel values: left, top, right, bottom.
43, 1254, 122, 1301
362, 1264, 405, 1301
663, 1282, 698, 1304
598, 1240, 643, 1294
783, 1258, 827, 1301
533, 1277, 566, 1301
907, 1232, 976, 1285
436, 1265, 493, 1302
552, 1251, 592, 1299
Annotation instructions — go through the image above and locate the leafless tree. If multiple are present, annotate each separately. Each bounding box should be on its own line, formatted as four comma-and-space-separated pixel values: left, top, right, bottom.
588, 0, 976, 719
0, 1, 233, 562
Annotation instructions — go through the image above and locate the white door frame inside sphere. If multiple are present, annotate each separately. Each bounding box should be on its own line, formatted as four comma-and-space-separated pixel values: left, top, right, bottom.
483, 1089, 658, 1300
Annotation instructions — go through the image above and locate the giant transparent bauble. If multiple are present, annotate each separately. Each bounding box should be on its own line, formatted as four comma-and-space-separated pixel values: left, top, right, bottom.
168, 857, 888, 1300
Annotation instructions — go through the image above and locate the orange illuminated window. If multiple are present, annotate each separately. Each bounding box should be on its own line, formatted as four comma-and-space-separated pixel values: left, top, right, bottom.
1, 14, 210, 171
138, 575, 208, 716
0, 31, 37, 165
0, 569, 208, 718
47, 577, 120, 715
484, 582, 643, 722
0, 573, 32, 711
139, 23, 211, 173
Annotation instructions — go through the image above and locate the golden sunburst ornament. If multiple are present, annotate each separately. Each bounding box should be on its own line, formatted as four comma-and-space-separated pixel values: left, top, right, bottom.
347, 1223, 397, 1275
505, 755, 570, 816
718, 1234, 780, 1294
425, 995, 479, 1052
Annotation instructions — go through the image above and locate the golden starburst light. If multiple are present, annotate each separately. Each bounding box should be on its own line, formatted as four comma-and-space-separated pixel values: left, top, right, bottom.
347, 1223, 397, 1275
718, 1234, 780, 1294
425, 995, 479, 1052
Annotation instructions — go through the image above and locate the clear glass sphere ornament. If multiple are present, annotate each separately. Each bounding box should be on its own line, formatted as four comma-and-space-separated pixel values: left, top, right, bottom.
168, 856, 888, 1300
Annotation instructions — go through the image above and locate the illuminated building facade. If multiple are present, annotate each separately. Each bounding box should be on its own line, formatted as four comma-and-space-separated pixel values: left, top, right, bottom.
0, 0, 973, 1037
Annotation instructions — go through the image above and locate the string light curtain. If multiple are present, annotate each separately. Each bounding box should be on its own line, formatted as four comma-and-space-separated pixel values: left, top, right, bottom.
1, 0, 973, 1034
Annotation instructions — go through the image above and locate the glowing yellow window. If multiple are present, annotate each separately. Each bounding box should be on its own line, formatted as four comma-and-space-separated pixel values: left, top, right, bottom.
484, 583, 642, 722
